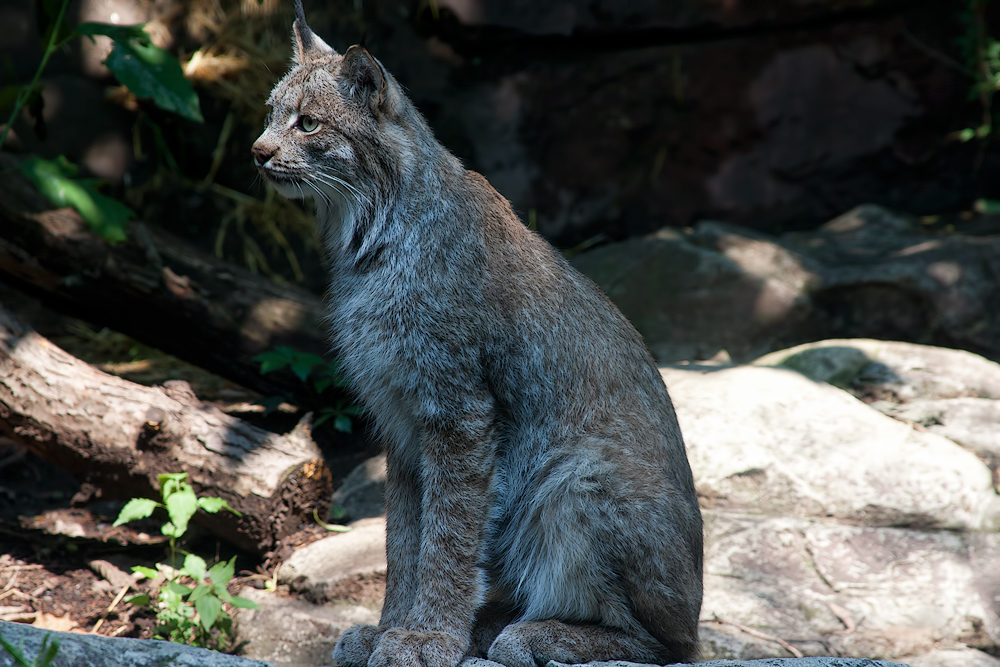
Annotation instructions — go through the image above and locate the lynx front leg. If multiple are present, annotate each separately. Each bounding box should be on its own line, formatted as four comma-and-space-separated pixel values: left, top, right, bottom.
369, 402, 497, 667
333, 450, 423, 667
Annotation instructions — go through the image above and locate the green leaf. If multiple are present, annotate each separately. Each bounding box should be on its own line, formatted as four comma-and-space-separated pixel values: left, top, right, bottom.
214, 585, 235, 605
188, 583, 212, 602
208, 556, 236, 586
183, 554, 207, 581
19, 156, 132, 243
197, 496, 233, 514
103, 36, 203, 122
131, 566, 160, 579
37, 633, 60, 667
165, 485, 199, 536
257, 395, 287, 416
229, 595, 261, 610
113, 497, 160, 526
313, 407, 335, 428
161, 521, 183, 538
289, 352, 326, 382
195, 594, 222, 630
165, 580, 193, 597
126, 593, 151, 606
253, 347, 295, 374
975, 198, 1000, 215
334, 415, 353, 433
158, 472, 189, 497
76, 22, 149, 44
0, 631, 30, 665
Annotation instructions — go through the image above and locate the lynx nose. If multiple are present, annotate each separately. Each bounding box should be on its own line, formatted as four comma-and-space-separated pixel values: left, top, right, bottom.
252, 144, 276, 167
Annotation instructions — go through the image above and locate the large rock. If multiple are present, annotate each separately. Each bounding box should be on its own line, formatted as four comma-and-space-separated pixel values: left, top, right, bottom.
234, 588, 378, 667
277, 517, 387, 606
570, 226, 816, 362
701, 512, 1000, 661
782, 206, 1000, 358
752, 338, 1000, 401
660, 364, 999, 530
331, 455, 387, 522
572, 206, 1000, 364
0, 620, 272, 667
752, 339, 1000, 485
338, 2, 983, 249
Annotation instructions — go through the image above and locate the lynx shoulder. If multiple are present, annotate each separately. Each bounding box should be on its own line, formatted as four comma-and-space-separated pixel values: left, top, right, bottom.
252, 4, 703, 667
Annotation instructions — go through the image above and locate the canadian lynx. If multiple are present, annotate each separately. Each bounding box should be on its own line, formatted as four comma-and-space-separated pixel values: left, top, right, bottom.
252, 4, 703, 666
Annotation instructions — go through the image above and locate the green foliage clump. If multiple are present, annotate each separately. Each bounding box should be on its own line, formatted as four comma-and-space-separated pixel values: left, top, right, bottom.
956, 0, 1000, 141
254, 346, 363, 432
1, 0, 203, 243
113, 472, 259, 651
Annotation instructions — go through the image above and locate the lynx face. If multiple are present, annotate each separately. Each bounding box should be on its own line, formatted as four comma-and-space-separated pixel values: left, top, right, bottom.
251, 31, 407, 216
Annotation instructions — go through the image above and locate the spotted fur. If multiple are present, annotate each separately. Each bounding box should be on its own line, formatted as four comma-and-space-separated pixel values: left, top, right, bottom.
252, 5, 703, 667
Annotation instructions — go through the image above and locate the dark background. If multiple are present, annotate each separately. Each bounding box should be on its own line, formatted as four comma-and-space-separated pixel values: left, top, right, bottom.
2, 0, 997, 255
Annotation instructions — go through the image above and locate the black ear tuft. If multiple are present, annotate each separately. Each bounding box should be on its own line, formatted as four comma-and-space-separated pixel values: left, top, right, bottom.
292, 0, 336, 63
341, 45, 389, 110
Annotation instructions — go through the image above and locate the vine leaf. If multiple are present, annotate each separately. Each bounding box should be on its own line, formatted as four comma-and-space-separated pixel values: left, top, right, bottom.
78, 22, 203, 123
19, 156, 132, 243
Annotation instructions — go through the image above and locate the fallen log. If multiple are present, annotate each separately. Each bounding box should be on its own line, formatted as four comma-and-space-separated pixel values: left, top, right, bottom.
0, 155, 333, 407
0, 302, 332, 555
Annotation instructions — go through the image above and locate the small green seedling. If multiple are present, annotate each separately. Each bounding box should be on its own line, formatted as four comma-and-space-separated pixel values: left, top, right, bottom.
113, 473, 259, 651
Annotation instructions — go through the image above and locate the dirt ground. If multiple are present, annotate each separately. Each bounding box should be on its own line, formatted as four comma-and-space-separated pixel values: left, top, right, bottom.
0, 282, 373, 651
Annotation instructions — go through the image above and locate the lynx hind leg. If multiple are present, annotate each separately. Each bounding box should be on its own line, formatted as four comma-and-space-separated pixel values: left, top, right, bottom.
333, 624, 384, 667
487, 620, 668, 667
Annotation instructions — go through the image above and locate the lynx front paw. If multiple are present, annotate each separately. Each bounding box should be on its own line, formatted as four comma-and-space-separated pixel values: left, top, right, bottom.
333, 624, 384, 667
369, 628, 467, 667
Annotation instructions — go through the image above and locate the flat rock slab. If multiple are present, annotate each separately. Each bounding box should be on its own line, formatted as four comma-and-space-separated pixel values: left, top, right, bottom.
660, 364, 999, 530
0, 620, 272, 667
753, 339, 1000, 400
701, 511, 1000, 661
233, 588, 378, 667
464, 659, 905, 667
277, 517, 387, 605
907, 648, 1000, 666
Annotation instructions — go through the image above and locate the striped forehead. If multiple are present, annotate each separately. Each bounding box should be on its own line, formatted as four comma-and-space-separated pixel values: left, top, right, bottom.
266, 59, 342, 111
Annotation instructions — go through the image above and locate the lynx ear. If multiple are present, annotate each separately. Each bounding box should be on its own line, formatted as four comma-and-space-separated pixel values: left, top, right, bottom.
340, 45, 395, 113
292, 0, 335, 63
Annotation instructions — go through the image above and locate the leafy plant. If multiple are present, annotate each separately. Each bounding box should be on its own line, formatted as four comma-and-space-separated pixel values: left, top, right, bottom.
113, 473, 259, 651
0, 631, 59, 667
955, 0, 1000, 142
19, 156, 133, 242
253, 346, 363, 432
1, 0, 203, 242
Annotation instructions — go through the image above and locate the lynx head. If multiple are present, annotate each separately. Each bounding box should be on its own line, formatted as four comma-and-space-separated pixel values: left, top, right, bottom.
252, 0, 414, 211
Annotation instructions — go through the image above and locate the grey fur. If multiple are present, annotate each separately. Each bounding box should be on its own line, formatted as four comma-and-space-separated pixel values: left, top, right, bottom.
252, 12, 703, 667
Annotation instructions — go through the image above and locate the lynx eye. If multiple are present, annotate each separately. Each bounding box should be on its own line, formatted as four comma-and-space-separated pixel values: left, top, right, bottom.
297, 114, 320, 133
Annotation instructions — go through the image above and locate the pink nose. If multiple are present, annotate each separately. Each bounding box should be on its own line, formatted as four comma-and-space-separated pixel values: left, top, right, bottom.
252, 144, 276, 166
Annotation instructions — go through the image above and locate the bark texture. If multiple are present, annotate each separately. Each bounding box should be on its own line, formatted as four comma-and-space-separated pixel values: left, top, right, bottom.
0, 303, 332, 555
0, 157, 332, 407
